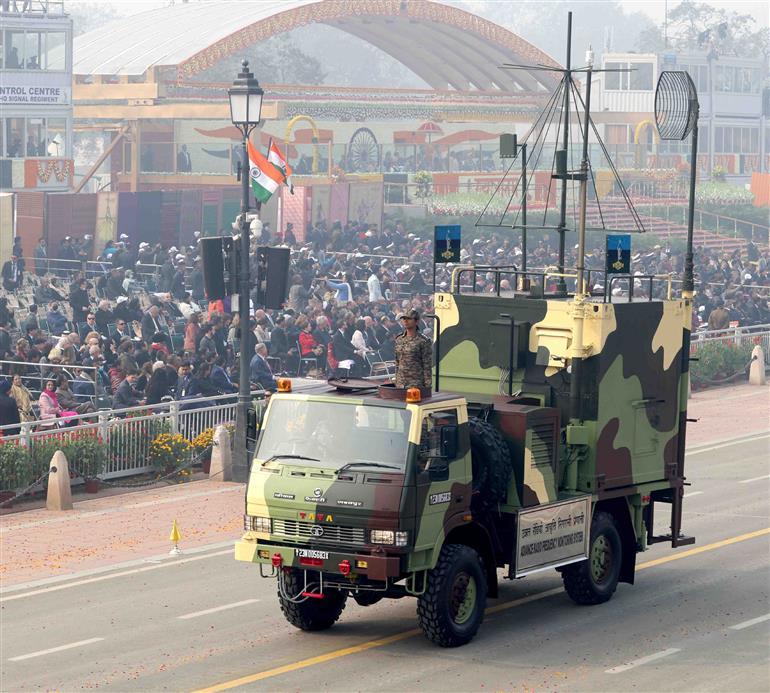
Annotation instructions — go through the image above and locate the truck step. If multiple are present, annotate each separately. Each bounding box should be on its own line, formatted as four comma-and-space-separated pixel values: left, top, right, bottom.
649, 533, 696, 547
301, 591, 325, 599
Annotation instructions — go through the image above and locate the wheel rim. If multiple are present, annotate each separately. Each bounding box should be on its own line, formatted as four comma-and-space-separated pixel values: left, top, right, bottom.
591, 534, 613, 583
450, 572, 477, 624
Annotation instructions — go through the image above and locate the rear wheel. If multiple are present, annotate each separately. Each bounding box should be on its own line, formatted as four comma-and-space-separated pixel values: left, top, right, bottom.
417, 544, 487, 647
562, 511, 622, 605
278, 569, 347, 631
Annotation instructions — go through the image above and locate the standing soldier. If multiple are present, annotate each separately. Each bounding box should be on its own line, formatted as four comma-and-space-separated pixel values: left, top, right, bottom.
394, 308, 432, 389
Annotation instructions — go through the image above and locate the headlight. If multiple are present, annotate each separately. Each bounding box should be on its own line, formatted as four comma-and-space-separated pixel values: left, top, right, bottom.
370, 530, 408, 546
244, 515, 272, 533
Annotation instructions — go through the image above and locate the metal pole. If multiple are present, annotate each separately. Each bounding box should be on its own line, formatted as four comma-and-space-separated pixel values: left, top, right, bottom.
576, 61, 593, 296
233, 134, 252, 483
683, 119, 699, 298
521, 143, 527, 273
500, 313, 514, 396
556, 12, 572, 295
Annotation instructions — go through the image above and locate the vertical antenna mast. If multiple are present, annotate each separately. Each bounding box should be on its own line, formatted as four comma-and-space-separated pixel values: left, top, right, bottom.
556, 11, 573, 294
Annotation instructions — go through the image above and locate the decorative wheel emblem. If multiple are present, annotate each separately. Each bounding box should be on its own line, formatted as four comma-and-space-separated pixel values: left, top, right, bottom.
313, 488, 322, 497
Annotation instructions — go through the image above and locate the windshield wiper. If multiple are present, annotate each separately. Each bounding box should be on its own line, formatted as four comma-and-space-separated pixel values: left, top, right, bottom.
336, 461, 401, 473
261, 454, 320, 467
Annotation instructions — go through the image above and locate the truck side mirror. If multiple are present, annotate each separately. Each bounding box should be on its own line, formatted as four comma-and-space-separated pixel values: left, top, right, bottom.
439, 424, 458, 460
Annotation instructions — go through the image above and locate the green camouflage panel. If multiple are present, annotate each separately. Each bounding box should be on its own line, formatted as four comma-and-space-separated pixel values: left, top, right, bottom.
434, 291, 691, 510
236, 392, 472, 577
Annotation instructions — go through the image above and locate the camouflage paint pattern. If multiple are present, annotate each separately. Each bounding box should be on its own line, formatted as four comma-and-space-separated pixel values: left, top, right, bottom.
434, 290, 691, 518
236, 287, 692, 580
236, 391, 473, 577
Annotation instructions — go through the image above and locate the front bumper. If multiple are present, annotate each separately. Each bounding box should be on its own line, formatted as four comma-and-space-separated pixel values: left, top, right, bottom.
235, 536, 402, 581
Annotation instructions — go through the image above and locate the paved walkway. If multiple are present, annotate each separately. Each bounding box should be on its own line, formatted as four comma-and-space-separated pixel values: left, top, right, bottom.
1, 383, 767, 589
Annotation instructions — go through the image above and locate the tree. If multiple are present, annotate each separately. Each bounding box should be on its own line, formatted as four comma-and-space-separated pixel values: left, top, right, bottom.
636, 0, 769, 60
67, 2, 120, 36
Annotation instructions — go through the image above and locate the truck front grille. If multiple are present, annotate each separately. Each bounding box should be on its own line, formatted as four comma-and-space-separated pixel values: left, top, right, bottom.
272, 519, 366, 546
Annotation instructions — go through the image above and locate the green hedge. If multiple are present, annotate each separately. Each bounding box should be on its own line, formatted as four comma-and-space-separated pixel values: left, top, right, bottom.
691, 340, 754, 385
0, 431, 110, 492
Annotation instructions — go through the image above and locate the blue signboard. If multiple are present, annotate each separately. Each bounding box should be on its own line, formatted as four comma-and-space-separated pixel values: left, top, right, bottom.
606, 234, 631, 274
434, 225, 461, 263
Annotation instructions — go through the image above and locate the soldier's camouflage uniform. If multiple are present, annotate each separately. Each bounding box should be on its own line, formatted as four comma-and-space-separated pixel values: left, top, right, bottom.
394, 331, 433, 388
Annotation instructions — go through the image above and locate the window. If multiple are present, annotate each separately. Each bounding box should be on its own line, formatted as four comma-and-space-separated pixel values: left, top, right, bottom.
2, 30, 66, 70
256, 399, 411, 470
699, 125, 709, 153
24, 31, 42, 69
5, 118, 24, 157
45, 31, 65, 70
418, 409, 458, 470
604, 62, 623, 90
5, 30, 24, 69
741, 128, 751, 154
46, 118, 65, 157
630, 62, 653, 90
26, 118, 44, 156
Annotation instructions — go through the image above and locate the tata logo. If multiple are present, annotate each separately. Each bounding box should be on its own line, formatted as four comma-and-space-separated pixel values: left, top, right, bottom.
299, 511, 334, 522
310, 525, 324, 537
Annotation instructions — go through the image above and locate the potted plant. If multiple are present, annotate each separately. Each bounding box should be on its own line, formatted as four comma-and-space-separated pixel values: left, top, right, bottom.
148, 432, 192, 475
191, 428, 214, 474
0, 441, 31, 507
71, 432, 108, 493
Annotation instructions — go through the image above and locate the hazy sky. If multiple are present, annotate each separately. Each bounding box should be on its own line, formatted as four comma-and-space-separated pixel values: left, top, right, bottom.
67, 0, 769, 26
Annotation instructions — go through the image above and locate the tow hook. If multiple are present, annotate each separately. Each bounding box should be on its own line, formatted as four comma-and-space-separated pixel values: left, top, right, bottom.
271, 552, 283, 568
338, 559, 352, 576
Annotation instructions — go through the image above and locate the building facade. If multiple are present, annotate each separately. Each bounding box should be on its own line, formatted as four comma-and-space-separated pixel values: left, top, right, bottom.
597, 51, 768, 181
0, 0, 73, 191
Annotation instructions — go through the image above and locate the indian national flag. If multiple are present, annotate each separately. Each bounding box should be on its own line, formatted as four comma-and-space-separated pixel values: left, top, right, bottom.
268, 141, 292, 179
247, 140, 283, 204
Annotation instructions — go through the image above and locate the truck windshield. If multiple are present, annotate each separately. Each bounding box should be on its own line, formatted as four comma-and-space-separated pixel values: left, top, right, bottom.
256, 399, 412, 471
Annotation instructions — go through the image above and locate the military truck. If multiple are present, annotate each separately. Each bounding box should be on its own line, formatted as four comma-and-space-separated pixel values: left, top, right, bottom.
235, 273, 695, 647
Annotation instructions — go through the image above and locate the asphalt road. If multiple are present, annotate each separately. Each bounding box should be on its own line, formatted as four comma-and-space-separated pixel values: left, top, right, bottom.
1, 433, 768, 692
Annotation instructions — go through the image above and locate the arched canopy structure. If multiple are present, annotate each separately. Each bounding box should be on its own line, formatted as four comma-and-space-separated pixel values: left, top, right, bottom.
74, 0, 560, 92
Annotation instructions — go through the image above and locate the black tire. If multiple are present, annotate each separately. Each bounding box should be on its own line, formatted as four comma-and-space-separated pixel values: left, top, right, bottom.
469, 417, 512, 504
278, 569, 347, 631
417, 543, 487, 647
352, 591, 383, 607
562, 511, 622, 605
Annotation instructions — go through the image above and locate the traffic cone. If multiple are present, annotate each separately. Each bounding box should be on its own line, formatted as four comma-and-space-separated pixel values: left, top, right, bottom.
169, 519, 182, 556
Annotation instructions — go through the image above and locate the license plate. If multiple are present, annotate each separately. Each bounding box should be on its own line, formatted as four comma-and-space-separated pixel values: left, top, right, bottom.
295, 548, 329, 560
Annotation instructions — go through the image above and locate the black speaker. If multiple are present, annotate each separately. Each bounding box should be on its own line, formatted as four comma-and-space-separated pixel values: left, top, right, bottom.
200, 237, 226, 300
256, 246, 290, 309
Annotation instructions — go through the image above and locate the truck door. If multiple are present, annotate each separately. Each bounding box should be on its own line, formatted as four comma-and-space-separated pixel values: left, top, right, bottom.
411, 406, 471, 554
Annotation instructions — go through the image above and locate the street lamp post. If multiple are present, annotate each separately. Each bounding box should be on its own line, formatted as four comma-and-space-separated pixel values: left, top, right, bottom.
228, 60, 263, 483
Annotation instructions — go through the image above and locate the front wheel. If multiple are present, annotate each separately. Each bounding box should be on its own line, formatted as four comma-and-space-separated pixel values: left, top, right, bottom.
278, 569, 347, 631
417, 544, 487, 647
561, 511, 622, 605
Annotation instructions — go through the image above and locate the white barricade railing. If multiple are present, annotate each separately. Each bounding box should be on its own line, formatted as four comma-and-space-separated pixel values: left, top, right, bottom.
0, 392, 258, 482
690, 324, 770, 366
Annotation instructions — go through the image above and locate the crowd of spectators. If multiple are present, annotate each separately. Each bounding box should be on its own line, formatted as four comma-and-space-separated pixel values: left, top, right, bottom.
0, 215, 767, 433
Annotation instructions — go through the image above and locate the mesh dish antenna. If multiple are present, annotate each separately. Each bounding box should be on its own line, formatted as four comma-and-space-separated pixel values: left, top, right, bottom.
654, 70, 700, 297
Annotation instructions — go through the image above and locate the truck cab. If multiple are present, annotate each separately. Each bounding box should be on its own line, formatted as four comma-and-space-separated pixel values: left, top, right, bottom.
237, 385, 473, 588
